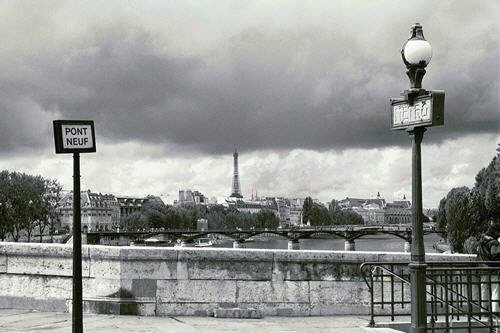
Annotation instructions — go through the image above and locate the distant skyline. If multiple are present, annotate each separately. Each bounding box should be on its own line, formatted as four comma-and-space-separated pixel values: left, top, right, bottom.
0, 1, 498, 208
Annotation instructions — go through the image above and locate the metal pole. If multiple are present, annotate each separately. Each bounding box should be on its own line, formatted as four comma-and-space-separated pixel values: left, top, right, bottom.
408, 126, 427, 333
72, 152, 83, 333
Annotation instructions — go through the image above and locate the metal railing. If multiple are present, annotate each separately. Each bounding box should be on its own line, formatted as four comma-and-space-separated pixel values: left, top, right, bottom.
360, 261, 500, 332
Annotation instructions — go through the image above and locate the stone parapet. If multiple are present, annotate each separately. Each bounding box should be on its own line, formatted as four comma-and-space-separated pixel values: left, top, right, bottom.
0, 242, 475, 316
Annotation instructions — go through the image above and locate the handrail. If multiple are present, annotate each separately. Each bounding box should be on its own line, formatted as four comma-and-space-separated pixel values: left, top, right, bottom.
361, 261, 500, 331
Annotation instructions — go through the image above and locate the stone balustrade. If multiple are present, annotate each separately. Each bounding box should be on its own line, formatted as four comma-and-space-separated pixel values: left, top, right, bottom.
0, 242, 474, 316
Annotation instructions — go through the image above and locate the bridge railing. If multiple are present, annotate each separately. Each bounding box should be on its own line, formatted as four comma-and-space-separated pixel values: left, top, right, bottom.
360, 261, 500, 332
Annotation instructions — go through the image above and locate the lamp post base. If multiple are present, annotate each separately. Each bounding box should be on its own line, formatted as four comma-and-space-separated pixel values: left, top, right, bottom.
409, 262, 428, 333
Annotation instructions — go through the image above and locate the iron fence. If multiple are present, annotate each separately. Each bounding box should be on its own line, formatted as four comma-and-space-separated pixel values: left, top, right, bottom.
360, 261, 500, 332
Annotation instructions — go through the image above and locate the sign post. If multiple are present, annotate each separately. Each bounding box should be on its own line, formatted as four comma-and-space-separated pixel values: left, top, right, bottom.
53, 120, 96, 333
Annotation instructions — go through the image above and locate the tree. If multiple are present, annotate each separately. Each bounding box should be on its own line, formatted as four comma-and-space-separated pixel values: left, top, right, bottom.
224, 209, 240, 230
256, 209, 279, 229
309, 204, 331, 226
140, 201, 167, 228
0, 171, 62, 242
436, 155, 500, 252
207, 205, 225, 229
328, 199, 364, 225
34, 179, 62, 242
0, 171, 12, 240
123, 212, 148, 231
474, 156, 500, 222
485, 182, 500, 221
468, 188, 488, 235
444, 187, 472, 253
436, 197, 447, 232
302, 197, 313, 225
338, 210, 364, 225
463, 236, 479, 255
164, 206, 182, 229
328, 199, 342, 223
7, 172, 41, 241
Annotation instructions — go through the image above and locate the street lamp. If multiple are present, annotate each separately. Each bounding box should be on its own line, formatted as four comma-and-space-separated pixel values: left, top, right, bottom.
390, 23, 445, 333
402, 23, 432, 101
404, 24, 429, 333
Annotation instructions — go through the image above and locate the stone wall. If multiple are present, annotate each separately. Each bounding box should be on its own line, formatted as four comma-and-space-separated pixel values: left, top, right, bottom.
0, 242, 475, 316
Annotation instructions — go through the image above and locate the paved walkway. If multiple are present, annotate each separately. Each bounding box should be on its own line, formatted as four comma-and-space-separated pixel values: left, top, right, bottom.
0, 309, 402, 333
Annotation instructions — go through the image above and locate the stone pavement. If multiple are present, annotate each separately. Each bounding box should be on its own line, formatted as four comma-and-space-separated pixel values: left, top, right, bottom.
0, 309, 403, 333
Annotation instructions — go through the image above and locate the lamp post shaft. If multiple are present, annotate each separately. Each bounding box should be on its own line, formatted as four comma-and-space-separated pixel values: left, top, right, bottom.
408, 127, 427, 333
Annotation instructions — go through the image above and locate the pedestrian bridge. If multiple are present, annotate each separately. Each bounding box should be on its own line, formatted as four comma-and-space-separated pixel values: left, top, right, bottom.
86, 225, 446, 251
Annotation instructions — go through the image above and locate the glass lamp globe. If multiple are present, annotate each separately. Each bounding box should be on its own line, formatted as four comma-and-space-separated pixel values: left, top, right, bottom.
403, 40, 432, 66
402, 23, 432, 67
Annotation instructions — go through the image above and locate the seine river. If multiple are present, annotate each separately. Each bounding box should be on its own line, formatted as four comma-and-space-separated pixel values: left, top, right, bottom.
212, 233, 444, 253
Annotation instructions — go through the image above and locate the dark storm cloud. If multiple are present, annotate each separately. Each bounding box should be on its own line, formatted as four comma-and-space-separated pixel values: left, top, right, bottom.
0, 1, 498, 155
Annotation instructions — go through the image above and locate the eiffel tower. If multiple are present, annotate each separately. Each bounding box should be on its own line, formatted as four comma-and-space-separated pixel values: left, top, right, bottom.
496, 141, 500, 188
230, 149, 243, 198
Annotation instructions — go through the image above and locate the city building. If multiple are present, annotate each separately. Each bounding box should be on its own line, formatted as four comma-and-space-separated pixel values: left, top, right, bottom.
176, 190, 207, 206
116, 195, 164, 222
339, 193, 386, 210
57, 190, 120, 232
339, 193, 413, 225
275, 197, 291, 226
226, 197, 279, 215
289, 198, 306, 207
352, 203, 385, 225
286, 198, 305, 226
89, 192, 120, 226
385, 196, 412, 224
288, 205, 303, 226
272, 197, 303, 227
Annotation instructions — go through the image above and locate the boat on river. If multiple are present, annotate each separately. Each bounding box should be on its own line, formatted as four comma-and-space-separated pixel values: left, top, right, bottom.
195, 238, 213, 247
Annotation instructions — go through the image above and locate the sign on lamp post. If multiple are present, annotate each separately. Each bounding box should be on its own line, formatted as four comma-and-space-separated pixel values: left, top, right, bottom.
53, 120, 96, 333
391, 91, 444, 130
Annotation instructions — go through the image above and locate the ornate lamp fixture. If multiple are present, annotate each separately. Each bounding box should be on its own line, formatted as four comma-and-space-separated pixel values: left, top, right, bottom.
401, 23, 432, 101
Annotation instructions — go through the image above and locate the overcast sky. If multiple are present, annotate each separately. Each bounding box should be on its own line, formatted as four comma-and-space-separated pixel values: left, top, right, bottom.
0, 0, 498, 208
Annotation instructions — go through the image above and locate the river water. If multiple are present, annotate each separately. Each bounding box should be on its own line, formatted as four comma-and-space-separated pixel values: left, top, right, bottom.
212, 233, 444, 253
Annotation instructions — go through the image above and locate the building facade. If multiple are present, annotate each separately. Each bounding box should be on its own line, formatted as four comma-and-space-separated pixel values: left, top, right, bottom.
339, 193, 411, 226
339, 195, 386, 225
226, 198, 279, 216
384, 199, 412, 224
58, 190, 120, 232
176, 190, 207, 206
275, 197, 290, 226
117, 195, 164, 222
351, 203, 385, 225
288, 205, 303, 226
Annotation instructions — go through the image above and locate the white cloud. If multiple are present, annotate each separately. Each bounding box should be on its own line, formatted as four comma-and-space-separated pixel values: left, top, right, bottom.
0, 133, 496, 208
